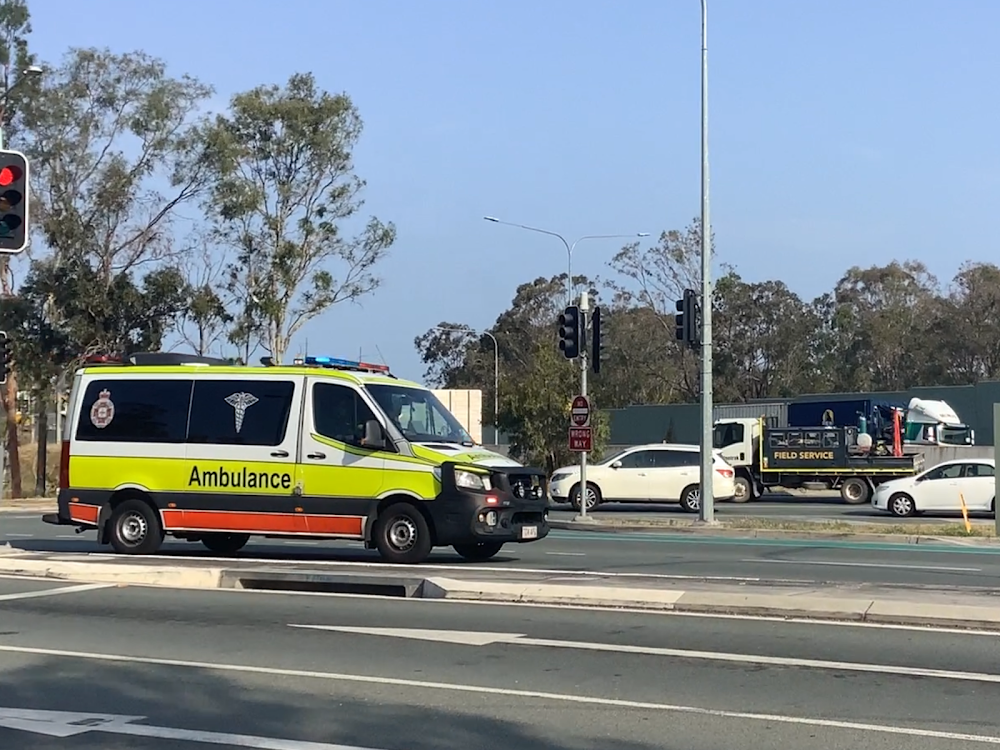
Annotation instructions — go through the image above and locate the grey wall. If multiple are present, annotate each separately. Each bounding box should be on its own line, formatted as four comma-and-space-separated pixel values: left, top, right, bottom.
607, 381, 1000, 447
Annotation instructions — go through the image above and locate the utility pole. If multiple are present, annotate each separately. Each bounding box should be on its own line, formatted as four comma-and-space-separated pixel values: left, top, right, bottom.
698, 0, 715, 524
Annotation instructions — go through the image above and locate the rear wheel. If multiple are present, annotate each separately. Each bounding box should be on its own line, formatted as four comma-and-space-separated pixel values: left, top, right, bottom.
108, 499, 164, 555
375, 503, 433, 564
680, 485, 700, 513
201, 533, 250, 555
840, 477, 871, 505
453, 542, 504, 561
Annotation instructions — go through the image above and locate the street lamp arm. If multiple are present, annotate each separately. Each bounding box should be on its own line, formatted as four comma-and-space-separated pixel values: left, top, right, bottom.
483, 216, 570, 252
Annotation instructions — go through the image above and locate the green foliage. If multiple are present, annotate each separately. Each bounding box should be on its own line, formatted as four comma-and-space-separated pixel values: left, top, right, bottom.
200, 72, 396, 363
415, 217, 1000, 463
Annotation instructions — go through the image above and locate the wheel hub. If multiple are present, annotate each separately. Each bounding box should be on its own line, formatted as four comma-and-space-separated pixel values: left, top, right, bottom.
388, 517, 417, 552
119, 512, 147, 545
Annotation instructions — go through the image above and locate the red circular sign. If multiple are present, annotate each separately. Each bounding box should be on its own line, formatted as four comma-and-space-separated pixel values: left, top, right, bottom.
570, 395, 591, 427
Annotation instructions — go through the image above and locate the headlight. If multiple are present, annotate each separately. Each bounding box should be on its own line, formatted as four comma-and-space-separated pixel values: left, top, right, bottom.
455, 469, 491, 491
550, 472, 569, 483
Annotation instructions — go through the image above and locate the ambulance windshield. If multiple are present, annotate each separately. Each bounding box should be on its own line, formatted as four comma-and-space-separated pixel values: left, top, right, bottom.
366, 384, 475, 446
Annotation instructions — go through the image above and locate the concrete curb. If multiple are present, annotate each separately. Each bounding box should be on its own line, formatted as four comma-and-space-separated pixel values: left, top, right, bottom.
3, 555, 1000, 629
549, 519, 1000, 546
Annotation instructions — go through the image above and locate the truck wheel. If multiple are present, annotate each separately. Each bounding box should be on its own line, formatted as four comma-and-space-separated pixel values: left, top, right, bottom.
375, 502, 432, 564
840, 477, 871, 505
109, 498, 164, 555
731, 476, 753, 503
201, 533, 250, 555
453, 542, 504, 561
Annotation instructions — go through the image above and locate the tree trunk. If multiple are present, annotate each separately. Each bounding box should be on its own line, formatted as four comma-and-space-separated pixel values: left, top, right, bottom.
0, 257, 21, 499
35, 395, 48, 498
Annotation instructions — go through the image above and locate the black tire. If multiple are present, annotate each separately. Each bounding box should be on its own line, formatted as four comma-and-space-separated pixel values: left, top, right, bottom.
453, 542, 504, 561
108, 498, 164, 555
569, 482, 602, 512
201, 533, 250, 555
375, 502, 433, 564
731, 476, 753, 503
888, 493, 915, 517
840, 477, 871, 505
680, 485, 700, 513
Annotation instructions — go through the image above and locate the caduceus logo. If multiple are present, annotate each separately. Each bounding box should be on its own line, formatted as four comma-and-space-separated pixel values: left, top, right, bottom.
224, 392, 259, 434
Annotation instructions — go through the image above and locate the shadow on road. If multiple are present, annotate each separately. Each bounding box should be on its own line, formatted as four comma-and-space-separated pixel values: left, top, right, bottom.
0, 653, 671, 750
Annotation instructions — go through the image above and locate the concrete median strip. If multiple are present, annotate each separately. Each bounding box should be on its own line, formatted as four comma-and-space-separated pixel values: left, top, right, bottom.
1, 552, 1000, 629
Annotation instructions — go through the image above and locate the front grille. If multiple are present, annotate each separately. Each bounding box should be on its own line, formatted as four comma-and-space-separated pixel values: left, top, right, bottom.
507, 473, 547, 501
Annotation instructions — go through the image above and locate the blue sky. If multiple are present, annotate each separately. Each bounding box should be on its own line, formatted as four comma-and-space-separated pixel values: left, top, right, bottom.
22, 0, 1000, 382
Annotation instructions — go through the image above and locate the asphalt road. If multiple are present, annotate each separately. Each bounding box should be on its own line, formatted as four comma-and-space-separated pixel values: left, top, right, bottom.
5, 513, 1000, 590
3, 575, 1000, 749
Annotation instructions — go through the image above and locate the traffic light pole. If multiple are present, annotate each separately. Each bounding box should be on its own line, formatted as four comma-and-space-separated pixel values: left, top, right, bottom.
574, 291, 592, 523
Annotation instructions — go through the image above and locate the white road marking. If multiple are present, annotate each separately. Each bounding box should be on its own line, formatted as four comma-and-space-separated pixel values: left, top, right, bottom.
56, 534, 77, 539
288, 624, 1000, 684
0, 707, 378, 748
284, 541, 319, 546
0, 583, 113, 602
204, 584, 1000, 635
545, 552, 586, 557
745, 559, 981, 573
2, 533, 33, 538
0, 644, 996, 745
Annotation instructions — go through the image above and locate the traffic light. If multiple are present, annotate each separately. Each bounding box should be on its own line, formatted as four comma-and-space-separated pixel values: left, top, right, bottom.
557, 305, 581, 359
674, 288, 700, 349
0, 331, 11, 385
591, 305, 604, 374
0, 150, 28, 253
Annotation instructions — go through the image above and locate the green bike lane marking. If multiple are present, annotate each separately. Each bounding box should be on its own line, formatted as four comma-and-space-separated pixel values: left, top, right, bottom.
548, 529, 1000, 555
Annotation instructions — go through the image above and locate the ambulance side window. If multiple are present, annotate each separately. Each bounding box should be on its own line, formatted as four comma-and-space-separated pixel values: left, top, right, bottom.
313, 383, 379, 449
75, 379, 193, 443
187, 379, 295, 446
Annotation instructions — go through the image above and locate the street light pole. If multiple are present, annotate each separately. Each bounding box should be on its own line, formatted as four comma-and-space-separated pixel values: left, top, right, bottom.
483, 217, 648, 304
483, 217, 648, 520
434, 326, 499, 444
698, 0, 715, 524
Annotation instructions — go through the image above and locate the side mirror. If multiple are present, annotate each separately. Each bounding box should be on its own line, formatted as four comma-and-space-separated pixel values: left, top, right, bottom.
363, 419, 386, 450
611, 460, 623, 469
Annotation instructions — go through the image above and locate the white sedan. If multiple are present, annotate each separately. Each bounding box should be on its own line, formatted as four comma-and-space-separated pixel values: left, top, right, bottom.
872, 458, 995, 517
549, 443, 736, 513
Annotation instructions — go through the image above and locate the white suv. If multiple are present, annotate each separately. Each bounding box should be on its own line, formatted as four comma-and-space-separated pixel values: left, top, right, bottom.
549, 443, 737, 513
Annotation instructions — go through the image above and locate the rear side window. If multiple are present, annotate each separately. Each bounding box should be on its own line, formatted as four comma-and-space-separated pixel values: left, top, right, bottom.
187, 379, 295, 446
75, 379, 193, 443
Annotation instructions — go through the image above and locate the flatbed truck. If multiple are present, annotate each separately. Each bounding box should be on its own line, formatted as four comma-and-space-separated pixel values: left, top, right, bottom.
714, 417, 925, 504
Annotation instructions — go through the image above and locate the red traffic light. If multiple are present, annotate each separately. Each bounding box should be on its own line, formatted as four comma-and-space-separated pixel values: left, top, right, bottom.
0, 165, 21, 187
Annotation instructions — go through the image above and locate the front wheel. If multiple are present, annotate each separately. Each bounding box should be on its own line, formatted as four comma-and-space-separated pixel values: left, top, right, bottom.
731, 476, 753, 503
202, 533, 250, 555
375, 503, 433, 564
680, 485, 700, 513
569, 482, 602, 512
108, 499, 164, 555
888, 493, 915, 517
453, 542, 504, 561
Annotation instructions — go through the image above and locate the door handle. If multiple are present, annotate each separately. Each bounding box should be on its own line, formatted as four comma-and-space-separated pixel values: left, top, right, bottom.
270, 450, 289, 457
307, 452, 326, 460
637, 472, 646, 477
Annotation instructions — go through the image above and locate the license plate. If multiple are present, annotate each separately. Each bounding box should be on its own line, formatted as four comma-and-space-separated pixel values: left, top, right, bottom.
520, 525, 538, 540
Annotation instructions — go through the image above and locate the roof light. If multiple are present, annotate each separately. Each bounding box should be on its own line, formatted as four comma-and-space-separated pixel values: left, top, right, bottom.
304, 356, 391, 373
84, 355, 121, 364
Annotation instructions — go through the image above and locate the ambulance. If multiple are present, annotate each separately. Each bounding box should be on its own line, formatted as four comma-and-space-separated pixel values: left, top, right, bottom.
43, 352, 550, 564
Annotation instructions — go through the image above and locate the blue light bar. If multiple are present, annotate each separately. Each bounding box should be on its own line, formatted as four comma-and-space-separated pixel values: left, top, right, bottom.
304, 356, 391, 373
